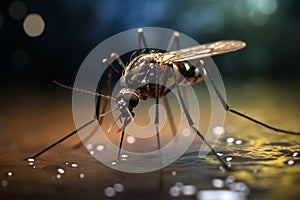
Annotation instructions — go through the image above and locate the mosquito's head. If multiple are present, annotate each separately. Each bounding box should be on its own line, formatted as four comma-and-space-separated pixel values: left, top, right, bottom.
116, 88, 139, 117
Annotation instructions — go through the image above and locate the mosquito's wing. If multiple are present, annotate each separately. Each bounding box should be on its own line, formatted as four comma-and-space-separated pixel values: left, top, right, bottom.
162, 40, 246, 63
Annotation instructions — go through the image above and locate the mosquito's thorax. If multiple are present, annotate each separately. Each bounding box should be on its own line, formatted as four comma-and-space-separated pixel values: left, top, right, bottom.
120, 52, 206, 100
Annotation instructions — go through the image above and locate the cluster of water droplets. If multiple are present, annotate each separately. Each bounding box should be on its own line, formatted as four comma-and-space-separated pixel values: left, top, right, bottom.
104, 183, 125, 197
86, 143, 105, 156
168, 176, 250, 199
286, 151, 299, 166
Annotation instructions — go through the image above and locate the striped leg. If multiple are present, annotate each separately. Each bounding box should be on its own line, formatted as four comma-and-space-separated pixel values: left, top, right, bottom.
170, 65, 231, 170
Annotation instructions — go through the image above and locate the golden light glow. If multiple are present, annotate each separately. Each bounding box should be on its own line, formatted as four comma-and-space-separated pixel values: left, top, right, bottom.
23, 13, 45, 37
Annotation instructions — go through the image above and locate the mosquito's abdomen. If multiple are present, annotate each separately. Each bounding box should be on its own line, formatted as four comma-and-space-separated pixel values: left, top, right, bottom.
172, 61, 205, 85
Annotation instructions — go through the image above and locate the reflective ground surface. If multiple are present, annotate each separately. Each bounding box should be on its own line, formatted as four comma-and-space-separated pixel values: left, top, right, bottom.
0, 80, 299, 199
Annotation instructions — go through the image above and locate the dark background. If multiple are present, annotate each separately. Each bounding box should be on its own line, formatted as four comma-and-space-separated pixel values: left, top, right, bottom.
0, 1, 300, 199
0, 0, 300, 88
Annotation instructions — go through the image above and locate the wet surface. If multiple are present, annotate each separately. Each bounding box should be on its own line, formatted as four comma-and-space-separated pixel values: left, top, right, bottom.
0, 80, 299, 199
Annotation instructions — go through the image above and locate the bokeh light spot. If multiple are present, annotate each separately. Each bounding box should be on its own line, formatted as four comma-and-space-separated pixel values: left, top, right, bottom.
257, 0, 277, 15
9, 1, 27, 20
23, 13, 45, 37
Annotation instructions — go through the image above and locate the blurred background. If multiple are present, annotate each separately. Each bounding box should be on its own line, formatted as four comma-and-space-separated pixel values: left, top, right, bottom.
0, 1, 300, 199
0, 0, 300, 88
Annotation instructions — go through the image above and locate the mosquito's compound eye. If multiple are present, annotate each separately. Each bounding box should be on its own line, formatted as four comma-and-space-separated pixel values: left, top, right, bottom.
123, 93, 139, 108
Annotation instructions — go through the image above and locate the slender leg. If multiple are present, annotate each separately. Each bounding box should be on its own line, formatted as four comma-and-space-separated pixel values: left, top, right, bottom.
95, 62, 104, 120
111, 53, 126, 70
74, 58, 118, 148
159, 31, 181, 136
167, 31, 180, 51
137, 28, 148, 49
26, 119, 96, 160
155, 65, 161, 151
117, 129, 126, 162
170, 67, 231, 170
201, 62, 300, 136
117, 117, 131, 161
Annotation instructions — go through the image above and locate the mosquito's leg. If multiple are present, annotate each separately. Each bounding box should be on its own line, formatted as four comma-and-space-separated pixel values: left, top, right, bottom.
111, 53, 126, 70
137, 28, 148, 49
155, 65, 162, 151
73, 59, 117, 148
167, 31, 180, 51
95, 62, 105, 120
117, 129, 126, 162
26, 119, 96, 160
170, 67, 231, 170
117, 117, 131, 162
200, 61, 300, 136
99, 59, 114, 123
156, 32, 182, 137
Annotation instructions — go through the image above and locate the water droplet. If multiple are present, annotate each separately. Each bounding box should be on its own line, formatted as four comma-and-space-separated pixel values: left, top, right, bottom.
7, 172, 13, 177
126, 136, 136, 144
28, 162, 34, 166
32, 166, 36, 169
292, 152, 299, 157
217, 153, 223, 156
1, 179, 8, 187
112, 162, 117, 165
89, 150, 95, 155
219, 166, 226, 172
287, 160, 294, 165
172, 171, 177, 176
86, 143, 93, 150
65, 162, 69, 165
182, 185, 196, 196
96, 145, 105, 151
169, 186, 181, 197
212, 179, 224, 188
114, 183, 124, 192
226, 157, 233, 162
71, 163, 78, 168
235, 140, 243, 145
226, 137, 235, 143
104, 187, 116, 197
121, 154, 128, 158
79, 173, 85, 178
229, 182, 250, 195
212, 126, 225, 135
57, 168, 65, 174
197, 190, 246, 200
225, 176, 235, 186
56, 174, 62, 179
27, 158, 35, 162
182, 128, 191, 137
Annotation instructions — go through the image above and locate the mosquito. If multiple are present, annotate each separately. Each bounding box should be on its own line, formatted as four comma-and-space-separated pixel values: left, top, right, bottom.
27, 28, 300, 170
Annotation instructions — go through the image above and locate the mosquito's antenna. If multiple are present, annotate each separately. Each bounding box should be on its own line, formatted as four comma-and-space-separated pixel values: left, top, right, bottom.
201, 63, 300, 136
53, 81, 117, 102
